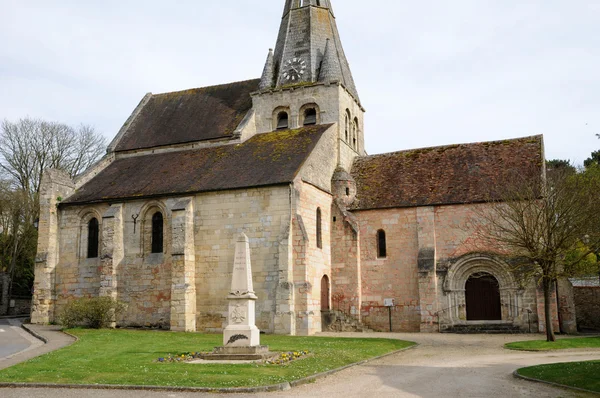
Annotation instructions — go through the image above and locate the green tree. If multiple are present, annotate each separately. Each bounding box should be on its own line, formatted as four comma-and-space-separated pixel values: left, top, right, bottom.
584, 134, 600, 168
546, 159, 576, 175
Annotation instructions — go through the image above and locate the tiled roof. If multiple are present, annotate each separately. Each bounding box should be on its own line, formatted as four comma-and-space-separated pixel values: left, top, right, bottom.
350, 136, 544, 210
114, 79, 260, 152
64, 124, 333, 205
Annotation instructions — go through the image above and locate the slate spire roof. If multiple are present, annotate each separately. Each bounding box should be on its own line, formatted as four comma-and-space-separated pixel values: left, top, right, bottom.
259, 49, 275, 90
319, 39, 342, 84
267, 0, 360, 102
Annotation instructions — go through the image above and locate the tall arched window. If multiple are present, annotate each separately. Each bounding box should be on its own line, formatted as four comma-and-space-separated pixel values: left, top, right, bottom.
151, 212, 164, 254
344, 110, 350, 142
87, 218, 99, 259
321, 275, 330, 311
277, 111, 289, 130
377, 229, 387, 258
316, 208, 323, 249
353, 118, 359, 149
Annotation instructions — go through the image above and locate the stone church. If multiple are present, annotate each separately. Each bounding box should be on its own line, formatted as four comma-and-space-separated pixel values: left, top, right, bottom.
32, 0, 573, 335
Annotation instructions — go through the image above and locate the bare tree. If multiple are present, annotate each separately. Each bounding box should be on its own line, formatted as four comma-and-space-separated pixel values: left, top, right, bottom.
0, 117, 107, 195
0, 117, 106, 313
473, 166, 600, 342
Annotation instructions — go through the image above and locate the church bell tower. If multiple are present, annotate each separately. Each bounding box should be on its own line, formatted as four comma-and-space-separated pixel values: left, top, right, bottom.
251, 0, 366, 169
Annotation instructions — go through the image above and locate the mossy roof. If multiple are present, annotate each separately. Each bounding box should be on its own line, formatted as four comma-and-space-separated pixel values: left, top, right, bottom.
114, 79, 260, 152
64, 124, 333, 205
350, 135, 544, 210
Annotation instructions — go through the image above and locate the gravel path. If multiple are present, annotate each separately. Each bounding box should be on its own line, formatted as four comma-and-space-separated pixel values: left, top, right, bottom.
1, 332, 599, 398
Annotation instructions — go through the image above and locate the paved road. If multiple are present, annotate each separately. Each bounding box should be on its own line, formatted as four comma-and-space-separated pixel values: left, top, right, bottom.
0, 319, 32, 359
1, 332, 599, 398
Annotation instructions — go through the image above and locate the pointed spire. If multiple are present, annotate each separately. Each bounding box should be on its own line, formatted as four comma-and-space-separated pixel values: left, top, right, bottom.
259, 48, 275, 90
271, 0, 360, 102
319, 39, 342, 84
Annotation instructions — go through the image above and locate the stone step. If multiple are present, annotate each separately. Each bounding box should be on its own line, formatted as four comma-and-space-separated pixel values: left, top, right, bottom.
441, 323, 524, 334
324, 310, 374, 333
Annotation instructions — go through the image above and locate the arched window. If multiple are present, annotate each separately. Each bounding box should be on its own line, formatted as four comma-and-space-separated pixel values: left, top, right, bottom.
353, 118, 359, 149
277, 112, 289, 130
87, 218, 99, 259
344, 111, 350, 142
151, 212, 164, 254
377, 230, 387, 258
321, 275, 330, 311
316, 208, 323, 249
304, 108, 317, 125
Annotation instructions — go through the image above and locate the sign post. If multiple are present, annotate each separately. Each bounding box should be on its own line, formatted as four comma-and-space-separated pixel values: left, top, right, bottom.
384, 298, 395, 332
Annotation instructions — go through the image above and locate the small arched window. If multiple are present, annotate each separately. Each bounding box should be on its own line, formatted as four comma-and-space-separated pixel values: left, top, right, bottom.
87, 218, 99, 259
316, 208, 323, 249
277, 112, 289, 130
304, 108, 317, 125
377, 230, 387, 258
151, 212, 164, 254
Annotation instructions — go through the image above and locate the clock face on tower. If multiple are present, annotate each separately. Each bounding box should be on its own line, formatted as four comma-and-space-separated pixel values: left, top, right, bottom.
282, 57, 307, 82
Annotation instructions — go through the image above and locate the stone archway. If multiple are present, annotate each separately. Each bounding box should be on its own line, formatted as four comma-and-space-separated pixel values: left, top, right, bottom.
443, 255, 523, 325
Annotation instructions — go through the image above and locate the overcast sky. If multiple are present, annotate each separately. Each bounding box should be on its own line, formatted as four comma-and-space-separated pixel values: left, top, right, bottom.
1, 0, 599, 165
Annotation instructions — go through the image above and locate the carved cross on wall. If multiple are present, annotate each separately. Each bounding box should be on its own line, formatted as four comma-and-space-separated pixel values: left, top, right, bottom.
132, 214, 139, 233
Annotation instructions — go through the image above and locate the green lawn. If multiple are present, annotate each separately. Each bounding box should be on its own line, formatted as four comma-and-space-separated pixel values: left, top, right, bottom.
517, 361, 600, 393
0, 329, 415, 388
505, 336, 600, 351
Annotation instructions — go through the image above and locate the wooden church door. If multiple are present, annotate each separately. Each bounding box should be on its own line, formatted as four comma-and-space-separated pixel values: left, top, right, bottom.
466, 273, 502, 321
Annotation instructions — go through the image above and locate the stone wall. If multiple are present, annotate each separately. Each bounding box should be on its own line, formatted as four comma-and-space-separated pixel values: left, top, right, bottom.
252, 83, 364, 172
342, 202, 547, 333
355, 208, 421, 332
193, 185, 292, 334
8, 298, 31, 316
574, 287, 600, 331
293, 181, 333, 335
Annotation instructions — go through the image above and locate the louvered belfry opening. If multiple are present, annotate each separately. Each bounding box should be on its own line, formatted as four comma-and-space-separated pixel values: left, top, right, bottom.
277, 112, 289, 129
304, 108, 317, 125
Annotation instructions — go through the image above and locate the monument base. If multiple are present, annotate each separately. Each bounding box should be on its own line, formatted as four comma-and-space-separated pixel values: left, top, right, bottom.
200, 345, 275, 361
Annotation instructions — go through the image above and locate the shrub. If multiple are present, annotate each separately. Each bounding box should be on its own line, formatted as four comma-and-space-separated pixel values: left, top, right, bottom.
58, 297, 126, 329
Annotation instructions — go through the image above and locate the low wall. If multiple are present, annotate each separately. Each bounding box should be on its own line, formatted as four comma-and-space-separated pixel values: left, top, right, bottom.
8, 297, 31, 316
574, 287, 600, 331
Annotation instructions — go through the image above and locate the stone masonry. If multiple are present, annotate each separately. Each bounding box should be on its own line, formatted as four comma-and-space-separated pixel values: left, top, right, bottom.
32, 0, 569, 336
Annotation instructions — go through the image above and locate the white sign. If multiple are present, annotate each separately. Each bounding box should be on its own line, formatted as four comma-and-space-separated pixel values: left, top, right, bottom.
384, 298, 395, 307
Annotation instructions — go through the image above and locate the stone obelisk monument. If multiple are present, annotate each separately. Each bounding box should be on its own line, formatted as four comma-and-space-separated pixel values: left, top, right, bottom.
223, 233, 260, 347
203, 233, 271, 360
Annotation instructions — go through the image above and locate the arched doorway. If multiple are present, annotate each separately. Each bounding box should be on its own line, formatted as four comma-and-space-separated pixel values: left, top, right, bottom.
466, 273, 501, 321
321, 275, 330, 311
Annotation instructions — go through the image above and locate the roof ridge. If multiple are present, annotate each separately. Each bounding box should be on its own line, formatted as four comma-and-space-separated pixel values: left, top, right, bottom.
358, 135, 543, 160
153, 78, 261, 97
